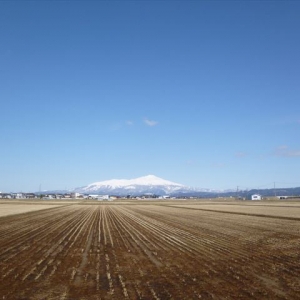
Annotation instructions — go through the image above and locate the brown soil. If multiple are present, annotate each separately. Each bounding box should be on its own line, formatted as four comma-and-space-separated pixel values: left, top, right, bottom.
0, 202, 299, 299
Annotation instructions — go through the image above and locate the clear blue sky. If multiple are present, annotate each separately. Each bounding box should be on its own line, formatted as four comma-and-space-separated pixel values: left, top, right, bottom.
1, 1, 299, 192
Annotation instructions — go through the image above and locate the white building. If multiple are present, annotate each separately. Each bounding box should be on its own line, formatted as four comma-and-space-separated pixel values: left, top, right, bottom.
88, 194, 110, 200
13, 193, 24, 199
97, 195, 110, 201
251, 194, 262, 200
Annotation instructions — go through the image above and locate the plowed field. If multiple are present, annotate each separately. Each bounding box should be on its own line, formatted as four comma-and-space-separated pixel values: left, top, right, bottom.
0, 201, 299, 299
0, 203, 64, 217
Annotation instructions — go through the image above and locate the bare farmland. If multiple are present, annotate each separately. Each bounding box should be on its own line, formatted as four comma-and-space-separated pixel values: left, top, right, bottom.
0, 202, 64, 217
171, 202, 300, 219
0, 201, 299, 299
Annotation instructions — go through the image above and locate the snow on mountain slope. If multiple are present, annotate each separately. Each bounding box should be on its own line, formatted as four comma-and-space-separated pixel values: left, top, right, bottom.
75, 175, 187, 195
88, 175, 183, 189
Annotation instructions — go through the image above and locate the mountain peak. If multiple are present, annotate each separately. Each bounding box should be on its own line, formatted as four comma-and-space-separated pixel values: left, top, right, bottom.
132, 175, 183, 186
143, 175, 157, 179
75, 175, 185, 195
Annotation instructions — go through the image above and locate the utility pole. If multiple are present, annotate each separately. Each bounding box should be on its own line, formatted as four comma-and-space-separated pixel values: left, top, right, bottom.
236, 186, 239, 199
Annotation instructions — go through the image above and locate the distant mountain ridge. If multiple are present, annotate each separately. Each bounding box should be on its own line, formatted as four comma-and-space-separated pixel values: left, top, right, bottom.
73, 175, 204, 196
35, 175, 300, 198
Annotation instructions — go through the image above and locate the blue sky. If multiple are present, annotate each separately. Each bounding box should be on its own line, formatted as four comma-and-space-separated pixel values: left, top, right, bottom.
1, 1, 299, 192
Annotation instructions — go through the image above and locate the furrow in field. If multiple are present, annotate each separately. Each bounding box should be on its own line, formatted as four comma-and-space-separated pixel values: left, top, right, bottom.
0, 206, 95, 298
110, 206, 223, 299
109, 206, 180, 299
122, 206, 251, 298
0, 206, 71, 244
139, 205, 300, 266
122, 205, 298, 299
0, 203, 299, 299
0, 206, 83, 270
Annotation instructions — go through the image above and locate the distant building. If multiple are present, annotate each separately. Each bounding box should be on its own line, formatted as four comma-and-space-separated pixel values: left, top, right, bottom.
24, 193, 37, 199
86, 194, 110, 200
13, 193, 24, 199
97, 195, 110, 201
251, 194, 262, 200
88, 194, 99, 199
1, 193, 12, 199
70, 192, 81, 198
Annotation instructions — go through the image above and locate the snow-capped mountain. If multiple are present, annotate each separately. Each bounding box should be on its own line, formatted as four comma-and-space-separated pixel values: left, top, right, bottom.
74, 175, 195, 196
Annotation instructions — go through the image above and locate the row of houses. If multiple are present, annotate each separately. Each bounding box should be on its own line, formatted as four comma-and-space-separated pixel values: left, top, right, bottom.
0, 193, 37, 199
43, 194, 116, 201
242, 194, 298, 200
241, 194, 298, 200
1, 192, 295, 201
0, 192, 115, 200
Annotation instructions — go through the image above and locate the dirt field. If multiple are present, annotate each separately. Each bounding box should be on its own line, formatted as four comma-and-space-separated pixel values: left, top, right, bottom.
0, 203, 64, 217
171, 202, 300, 219
0, 200, 299, 299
